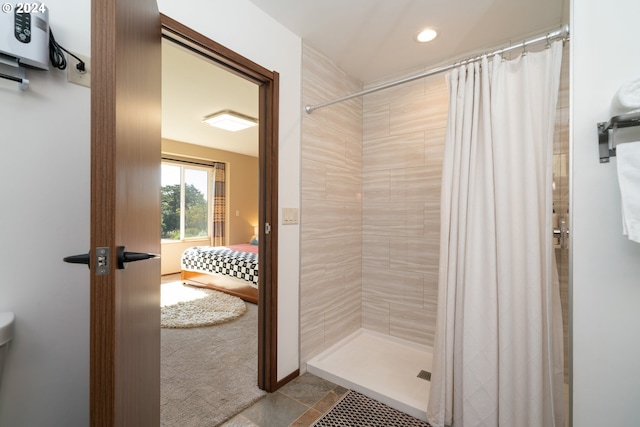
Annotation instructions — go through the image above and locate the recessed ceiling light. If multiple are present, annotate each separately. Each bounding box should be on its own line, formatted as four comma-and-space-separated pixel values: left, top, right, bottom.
202, 110, 258, 132
416, 28, 438, 43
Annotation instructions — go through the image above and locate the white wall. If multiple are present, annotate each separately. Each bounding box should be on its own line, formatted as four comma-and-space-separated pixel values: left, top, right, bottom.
572, 0, 640, 425
157, 0, 302, 381
0, 0, 90, 425
161, 239, 209, 274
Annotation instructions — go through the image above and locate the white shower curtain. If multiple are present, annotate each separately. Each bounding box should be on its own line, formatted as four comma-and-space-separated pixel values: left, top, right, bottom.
427, 41, 564, 427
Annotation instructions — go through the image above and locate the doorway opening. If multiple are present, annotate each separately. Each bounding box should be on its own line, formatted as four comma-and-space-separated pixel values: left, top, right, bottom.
159, 14, 280, 422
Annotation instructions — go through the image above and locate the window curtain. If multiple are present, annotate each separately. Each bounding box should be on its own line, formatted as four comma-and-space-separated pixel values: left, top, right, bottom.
427, 41, 565, 427
211, 162, 226, 247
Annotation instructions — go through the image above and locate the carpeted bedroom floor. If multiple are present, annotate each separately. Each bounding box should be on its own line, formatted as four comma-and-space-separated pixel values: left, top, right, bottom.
161, 274, 266, 426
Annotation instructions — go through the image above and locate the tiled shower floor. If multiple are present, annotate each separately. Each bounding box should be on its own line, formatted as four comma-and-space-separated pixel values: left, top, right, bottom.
306, 329, 432, 421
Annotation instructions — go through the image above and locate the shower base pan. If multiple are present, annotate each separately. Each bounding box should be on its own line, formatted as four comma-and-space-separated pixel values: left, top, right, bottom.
306, 328, 432, 421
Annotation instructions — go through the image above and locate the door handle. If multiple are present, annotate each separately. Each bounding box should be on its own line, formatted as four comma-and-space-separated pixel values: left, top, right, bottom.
64, 247, 110, 274
116, 246, 159, 269
63, 252, 90, 267
64, 247, 157, 272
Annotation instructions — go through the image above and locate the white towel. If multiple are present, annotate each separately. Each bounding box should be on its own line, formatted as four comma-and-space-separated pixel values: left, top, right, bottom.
611, 77, 640, 117
617, 142, 640, 243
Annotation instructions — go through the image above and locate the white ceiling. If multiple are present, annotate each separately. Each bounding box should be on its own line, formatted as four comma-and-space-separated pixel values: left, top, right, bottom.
161, 40, 259, 157
248, 0, 567, 83
162, 0, 567, 157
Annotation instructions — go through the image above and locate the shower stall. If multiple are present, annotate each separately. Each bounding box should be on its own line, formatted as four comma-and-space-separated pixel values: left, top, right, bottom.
300, 39, 570, 422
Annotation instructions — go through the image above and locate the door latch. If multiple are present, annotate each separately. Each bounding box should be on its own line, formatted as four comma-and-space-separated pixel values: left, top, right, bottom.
95, 247, 110, 275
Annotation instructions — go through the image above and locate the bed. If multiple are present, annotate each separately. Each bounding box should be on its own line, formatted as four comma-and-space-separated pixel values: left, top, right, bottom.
180, 243, 259, 304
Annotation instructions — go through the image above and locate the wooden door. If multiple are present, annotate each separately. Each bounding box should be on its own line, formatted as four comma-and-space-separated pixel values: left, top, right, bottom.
91, 0, 161, 425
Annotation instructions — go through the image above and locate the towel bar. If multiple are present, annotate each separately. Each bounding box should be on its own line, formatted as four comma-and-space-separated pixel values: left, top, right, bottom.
0, 72, 29, 89
598, 112, 640, 163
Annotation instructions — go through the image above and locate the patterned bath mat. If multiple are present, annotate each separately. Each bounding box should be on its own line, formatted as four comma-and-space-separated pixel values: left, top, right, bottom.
312, 390, 431, 427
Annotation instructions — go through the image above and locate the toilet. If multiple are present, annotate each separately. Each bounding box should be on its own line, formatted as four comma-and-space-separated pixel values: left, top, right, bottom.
0, 312, 15, 386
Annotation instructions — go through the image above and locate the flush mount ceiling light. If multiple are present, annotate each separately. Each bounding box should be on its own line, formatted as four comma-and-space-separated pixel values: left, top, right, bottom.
202, 110, 258, 132
416, 28, 438, 43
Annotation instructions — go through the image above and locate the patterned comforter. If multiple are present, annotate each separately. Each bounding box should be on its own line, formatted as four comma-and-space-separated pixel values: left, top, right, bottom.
181, 245, 259, 287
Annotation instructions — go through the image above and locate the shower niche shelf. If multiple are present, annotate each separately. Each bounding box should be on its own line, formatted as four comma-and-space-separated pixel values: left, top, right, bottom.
598, 111, 640, 163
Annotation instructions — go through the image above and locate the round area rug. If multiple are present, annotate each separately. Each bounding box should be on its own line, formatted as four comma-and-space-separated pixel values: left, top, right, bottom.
161, 282, 246, 328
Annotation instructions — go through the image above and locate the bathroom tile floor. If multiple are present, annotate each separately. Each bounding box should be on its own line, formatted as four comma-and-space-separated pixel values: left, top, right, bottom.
218, 370, 569, 427
220, 372, 349, 427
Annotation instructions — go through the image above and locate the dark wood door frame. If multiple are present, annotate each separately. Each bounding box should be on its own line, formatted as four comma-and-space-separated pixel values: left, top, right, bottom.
160, 14, 280, 392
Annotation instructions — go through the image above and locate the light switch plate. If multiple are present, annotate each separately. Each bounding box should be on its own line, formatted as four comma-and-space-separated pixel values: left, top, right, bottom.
67, 52, 90, 88
282, 207, 299, 225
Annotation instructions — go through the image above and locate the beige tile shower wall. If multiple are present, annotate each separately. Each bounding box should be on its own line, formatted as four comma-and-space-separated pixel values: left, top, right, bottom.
362, 68, 448, 348
300, 43, 364, 366
553, 44, 570, 384
301, 43, 571, 358
554, 45, 570, 223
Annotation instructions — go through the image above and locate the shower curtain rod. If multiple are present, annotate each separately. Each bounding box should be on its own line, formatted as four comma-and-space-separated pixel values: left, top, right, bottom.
304, 25, 570, 114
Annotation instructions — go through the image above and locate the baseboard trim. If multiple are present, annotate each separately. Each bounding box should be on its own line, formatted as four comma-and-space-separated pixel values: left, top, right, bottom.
275, 369, 300, 390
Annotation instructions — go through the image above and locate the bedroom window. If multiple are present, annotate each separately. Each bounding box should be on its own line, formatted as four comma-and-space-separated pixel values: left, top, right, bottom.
161, 162, 211, 241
